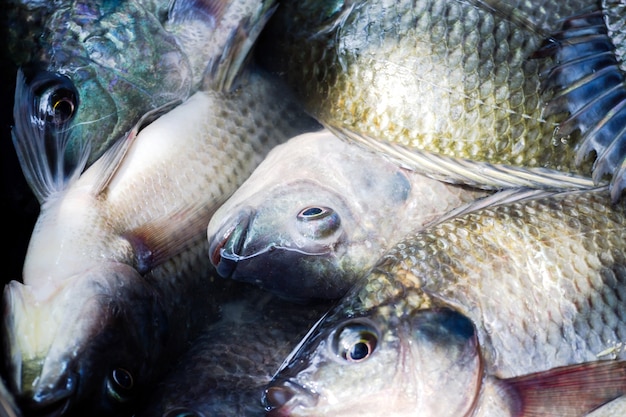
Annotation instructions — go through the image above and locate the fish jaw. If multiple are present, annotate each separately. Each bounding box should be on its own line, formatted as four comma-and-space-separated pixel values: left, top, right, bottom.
3, 262, 170, 416
208, 201, 358, 301
264, 306, 483, 417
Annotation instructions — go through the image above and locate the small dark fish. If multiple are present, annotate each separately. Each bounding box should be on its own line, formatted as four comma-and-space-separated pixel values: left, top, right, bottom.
257, 0, 626, 199
264, 186, 626, 416
135, 284, 333, 417
208, 129, 489, 301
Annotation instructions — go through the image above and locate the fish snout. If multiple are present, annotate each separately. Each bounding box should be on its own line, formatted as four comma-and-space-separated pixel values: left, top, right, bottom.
263, 380, 318, 416
18, 371, 77, 417
208, 207, 254, 278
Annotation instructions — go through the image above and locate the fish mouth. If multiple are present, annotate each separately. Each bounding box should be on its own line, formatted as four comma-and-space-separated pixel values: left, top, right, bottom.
16, 369, 77, 417
208, 207, 254, 278
263, 379, 319, 416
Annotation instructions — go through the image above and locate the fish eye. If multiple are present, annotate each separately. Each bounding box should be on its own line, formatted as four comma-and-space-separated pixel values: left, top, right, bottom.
296, 206, 341, 238
164, 407, 204, 417
332, 321, 378, 363
34, 75, 78, 127
106, 367, 135, 403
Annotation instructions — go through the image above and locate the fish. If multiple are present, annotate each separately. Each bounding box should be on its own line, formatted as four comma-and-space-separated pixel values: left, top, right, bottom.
256, 0, 626, 200
263, 186, 626, 416
8, 0, 277, 202
2, 31, 318, 417
207, 129, 490, 301
134, 283, 333, 417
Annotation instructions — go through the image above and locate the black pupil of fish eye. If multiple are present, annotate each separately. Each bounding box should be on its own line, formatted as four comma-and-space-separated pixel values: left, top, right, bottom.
112, 368, 133, 391
301, 207, 325, 217
336, 325, 377, 363
49, 89, 76, 123
349, 341, 370, 361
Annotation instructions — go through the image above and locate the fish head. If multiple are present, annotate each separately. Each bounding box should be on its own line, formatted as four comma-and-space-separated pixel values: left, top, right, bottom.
2, 263, 171, 416
12, 0, 192, 174
207, 130, 415, 301
208, 182, 354, 301
263, 299, 482, 417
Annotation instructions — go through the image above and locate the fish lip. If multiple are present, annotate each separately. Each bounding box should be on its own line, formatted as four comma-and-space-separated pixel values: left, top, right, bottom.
263, 379, 319, 415
19, 371, 77, 417
208, 208, 254, 277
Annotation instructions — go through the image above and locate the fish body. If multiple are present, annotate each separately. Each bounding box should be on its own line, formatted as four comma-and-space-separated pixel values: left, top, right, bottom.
257, 0, 626, 199
265, 186, 626, 416
207, 129, 489, 301
2, 62, 316, 416
135, 283, 333, 417
8, 0, 277, 201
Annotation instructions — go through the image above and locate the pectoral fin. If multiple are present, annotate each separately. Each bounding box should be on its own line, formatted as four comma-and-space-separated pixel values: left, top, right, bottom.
123, 200, 225, 274
501, 360, 626, 416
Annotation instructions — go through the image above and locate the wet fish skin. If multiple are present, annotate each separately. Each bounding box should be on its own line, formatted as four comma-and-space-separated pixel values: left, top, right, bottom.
9, 0, 277, 201
135, 283, 333, 417
264, 187, 626, 416
207, 129, 488, 301
257, 0, 626, 197
2, 63, 317, 417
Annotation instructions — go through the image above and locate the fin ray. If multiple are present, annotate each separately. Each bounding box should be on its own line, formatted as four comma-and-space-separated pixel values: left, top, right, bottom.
328, 126, 597, 191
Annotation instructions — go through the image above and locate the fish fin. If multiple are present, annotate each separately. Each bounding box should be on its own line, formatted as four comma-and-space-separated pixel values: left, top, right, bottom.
123, 199, 225, 274
501, 360, 626, 417
328, 126, 597, 191
202, 0, 278, 91
88, 100, 182, 196
534, 9, 626, 200
11, 69, 89, 204
424, 186, 605, 228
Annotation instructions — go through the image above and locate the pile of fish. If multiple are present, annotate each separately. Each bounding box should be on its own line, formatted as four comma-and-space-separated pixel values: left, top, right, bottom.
4, 0, 626, 416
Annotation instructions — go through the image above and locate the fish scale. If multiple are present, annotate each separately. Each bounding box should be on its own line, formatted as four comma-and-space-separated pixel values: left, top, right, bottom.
264, 187, 626, 416
257, 0, 626, 198
381, 192, 626, 376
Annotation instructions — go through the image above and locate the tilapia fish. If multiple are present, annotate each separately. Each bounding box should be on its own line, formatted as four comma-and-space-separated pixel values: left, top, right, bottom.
135, 283, 333, 417
264, 186, 626, 416
2, 55, 316, 416
257, 0, 626, 200
8, 0, 277, 201
207, 129, 489, 301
